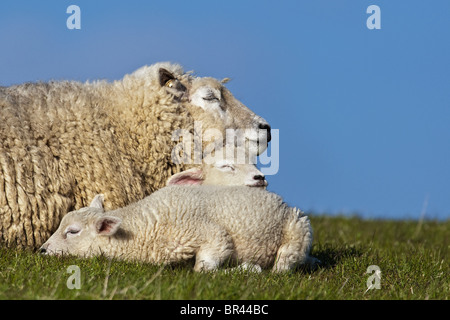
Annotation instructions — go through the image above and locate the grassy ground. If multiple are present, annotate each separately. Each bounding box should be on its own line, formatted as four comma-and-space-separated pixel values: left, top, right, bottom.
0, 216, 448, 300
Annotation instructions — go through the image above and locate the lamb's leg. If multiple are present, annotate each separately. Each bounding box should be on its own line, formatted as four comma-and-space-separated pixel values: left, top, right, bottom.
194, 226, 234, 272
273, 213, 315, 272
226, 262, 262, 273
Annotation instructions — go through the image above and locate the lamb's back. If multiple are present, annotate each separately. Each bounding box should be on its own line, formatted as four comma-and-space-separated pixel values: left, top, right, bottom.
150, 186, 291, 266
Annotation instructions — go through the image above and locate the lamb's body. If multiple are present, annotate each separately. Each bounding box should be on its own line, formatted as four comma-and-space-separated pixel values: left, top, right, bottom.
42, 186, 315, 272
0, 62, 270, 248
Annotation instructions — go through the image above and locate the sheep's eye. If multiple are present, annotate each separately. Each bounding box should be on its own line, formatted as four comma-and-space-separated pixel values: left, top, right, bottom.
202, 93, 219, 102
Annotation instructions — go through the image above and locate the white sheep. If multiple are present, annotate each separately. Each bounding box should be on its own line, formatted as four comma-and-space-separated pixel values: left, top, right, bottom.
40, 187, 317, 272
166, 146, 267, 187
0, 62, 271, 248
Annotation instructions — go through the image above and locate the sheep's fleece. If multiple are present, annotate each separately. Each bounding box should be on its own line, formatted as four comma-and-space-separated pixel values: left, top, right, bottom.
0, 62, 269, 248
41, 186, 316, 272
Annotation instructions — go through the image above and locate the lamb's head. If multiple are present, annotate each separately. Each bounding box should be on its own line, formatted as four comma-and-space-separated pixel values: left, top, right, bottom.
187, 77, 271, 155
39, 195, 122, 257
166, 149, 268, 188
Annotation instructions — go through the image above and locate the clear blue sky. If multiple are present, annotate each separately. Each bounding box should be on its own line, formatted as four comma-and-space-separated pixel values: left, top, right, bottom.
1, 1, 449, 220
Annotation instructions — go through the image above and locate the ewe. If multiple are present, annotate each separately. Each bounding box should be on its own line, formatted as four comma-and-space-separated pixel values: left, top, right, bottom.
0, 62, 271, 248
40, 187, 317, 272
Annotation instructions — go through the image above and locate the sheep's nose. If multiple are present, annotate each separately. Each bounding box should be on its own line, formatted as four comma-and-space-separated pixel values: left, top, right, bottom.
258, 123, 271, 142
253, 174, 265, 181
38, 245, 47, 254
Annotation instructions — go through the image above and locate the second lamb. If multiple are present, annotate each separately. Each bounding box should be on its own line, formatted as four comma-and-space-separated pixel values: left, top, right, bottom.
40, 185, 317, 272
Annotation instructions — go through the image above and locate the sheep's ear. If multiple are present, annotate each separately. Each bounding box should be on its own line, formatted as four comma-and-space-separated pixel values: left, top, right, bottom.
89, 194, 105, 212
159, 68, 187, 98
166, 168, 204, 186
94, 216, 122, 236
159, 68, 175, 87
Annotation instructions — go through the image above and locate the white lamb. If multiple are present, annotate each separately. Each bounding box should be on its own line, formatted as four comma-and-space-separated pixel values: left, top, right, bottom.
40, 187, 317, 272
166, 147, 267, 188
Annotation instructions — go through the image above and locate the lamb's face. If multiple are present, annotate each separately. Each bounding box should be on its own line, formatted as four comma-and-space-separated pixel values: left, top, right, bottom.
166, 151, 267, 188
39, 196, 121, 257
203, 159, 267, 188
188, 77, 271, 156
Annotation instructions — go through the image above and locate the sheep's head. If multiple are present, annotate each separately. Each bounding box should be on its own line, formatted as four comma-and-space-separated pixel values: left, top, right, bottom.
187, 77, 271, 156
39, 195, 122, 257
131, 62, 271, 156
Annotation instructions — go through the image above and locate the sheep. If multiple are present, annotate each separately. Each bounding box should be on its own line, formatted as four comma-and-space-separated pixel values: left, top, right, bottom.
40, 187, 317, 272
0, 62, 271, 248
166, 146, 267, 187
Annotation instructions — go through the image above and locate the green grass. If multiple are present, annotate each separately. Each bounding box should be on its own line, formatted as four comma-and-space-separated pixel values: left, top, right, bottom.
0, 216, 448, 300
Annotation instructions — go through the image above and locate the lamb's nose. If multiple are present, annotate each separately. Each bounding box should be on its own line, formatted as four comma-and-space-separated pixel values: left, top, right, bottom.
258, 123, 271, 142
253, 174, 268, 187
38, 246, 47, 254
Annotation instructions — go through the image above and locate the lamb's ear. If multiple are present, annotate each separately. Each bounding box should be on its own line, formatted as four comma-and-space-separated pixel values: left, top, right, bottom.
89, 194, 105, 212
94, 216, 122, 236
166, 168, 204, 186
159, 68, 175, 87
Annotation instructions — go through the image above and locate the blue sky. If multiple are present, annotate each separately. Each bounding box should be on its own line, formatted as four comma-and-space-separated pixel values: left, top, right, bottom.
1, 1, 449, 220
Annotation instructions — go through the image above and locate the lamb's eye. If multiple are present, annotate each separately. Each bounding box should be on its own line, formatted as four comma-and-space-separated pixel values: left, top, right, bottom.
64, 227, 80, 238
219, 164, 235, 172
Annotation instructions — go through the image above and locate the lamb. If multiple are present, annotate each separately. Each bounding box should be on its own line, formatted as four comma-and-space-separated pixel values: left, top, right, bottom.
40, 187, 317, 272
0, 62, 271, 248
166, 147, 267, 187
